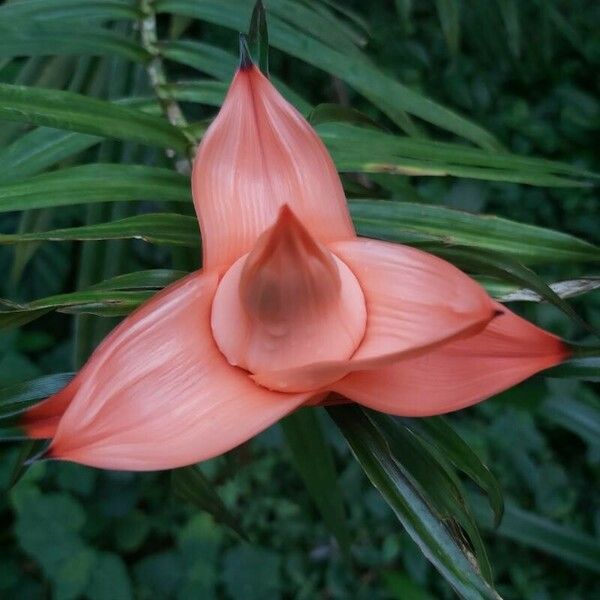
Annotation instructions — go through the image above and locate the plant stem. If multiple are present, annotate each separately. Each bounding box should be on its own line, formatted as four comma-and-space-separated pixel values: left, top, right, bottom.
139, 0, 195, 174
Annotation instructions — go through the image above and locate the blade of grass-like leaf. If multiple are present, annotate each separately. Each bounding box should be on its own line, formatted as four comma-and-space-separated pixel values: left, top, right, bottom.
8, 441, 47, 488
493, 277, 600, 302
0, 128, 101, 184
9, 209, 53, 293
425, 245, 594, 332
0, 372, 74, 420
0, 213, 199, 247
160, 41, 311, 112
161, 81, 228, 107
308, 103, 381, 129
171, 466, 248, 540
0, 26, 150, 63
319, 123, 597, 185
403, 417, 504, 527
0, 0, 141, 23
349, 200, 600, 265
0, 84, 188, 151
281, 408, 352, 562
248, 0, 269, 75
161, 40, 238, 80
0, 289, 153, 329
371, 413, 493, 583
264, 0, 362, 56
470, 494, 600, 573
306, 0, 369, 46
156, 0, 502, 148
328, 405, 501, 599
545, 357, 600, 382
0, 57, 59, 147
89, 269, 187, 290
0, 164, 189, 213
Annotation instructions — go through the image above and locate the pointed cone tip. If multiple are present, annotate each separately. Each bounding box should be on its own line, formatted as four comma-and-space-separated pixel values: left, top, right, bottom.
269, 205, 312, 240
239, 33, 254, 71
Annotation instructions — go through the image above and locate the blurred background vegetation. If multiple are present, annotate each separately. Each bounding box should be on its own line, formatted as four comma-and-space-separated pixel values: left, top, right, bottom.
0, 0, 598, 598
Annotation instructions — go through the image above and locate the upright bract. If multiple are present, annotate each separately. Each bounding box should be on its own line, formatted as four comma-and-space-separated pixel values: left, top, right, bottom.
23, 57, 568, 471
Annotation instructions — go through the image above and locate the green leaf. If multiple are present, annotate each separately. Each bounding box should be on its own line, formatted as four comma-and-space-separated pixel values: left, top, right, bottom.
308, 103, 381, 130
0, 213, 200, 247
248, 0, 269, 75
403, 416, 504, 527
89, 269, 187, 290
329, 405, 500, 599
0, 0, 140, 23
545, 357, 600, 382
156, 0, 502, 148
0, 372, 74, 420
319, 123, 596, 186
160, 40, 238, 81
424, 245, 593, 331
7, 441, 48, 488
349, 200, 600, 265
161, 80, 228, 107
471, 494, 600, 573
489, 277, 600, 302
160, 41, 311, 113
280, 408, 352, 561
0, 127, 100, 184
0, 84, 188, 151
0, 164, 189, 213
0, 290, 154, 330
171, 466, 247, 540
0, 25, 150, 64
371, 413, 493, 583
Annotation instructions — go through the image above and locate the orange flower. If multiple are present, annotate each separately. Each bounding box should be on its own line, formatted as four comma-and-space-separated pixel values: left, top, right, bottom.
24, 56, 568, 470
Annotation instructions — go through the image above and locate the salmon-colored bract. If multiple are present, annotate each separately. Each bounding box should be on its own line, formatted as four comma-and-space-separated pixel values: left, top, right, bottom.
24, 58, 568, 470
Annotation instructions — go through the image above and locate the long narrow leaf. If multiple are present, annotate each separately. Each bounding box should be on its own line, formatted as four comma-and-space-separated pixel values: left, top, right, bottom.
471, 494, 600, 573
0, 372, 74, 420
0, 26, 150, 63
281, 409, 352, 561
329, 405, 500, 599
0, 128, 100, 184
319, 123, 596, 186
0, 164, 189, 213
349, 200, 600, 265
0, 213, 199, 247
425, 245, 593, 331
0, 0, 140, 23
0, 84, 188, 151
156, 0, 502, 148
403, 417, 504, 526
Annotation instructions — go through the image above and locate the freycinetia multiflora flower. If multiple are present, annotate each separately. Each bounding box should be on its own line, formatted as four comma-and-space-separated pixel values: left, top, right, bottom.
23, 48, 568, 470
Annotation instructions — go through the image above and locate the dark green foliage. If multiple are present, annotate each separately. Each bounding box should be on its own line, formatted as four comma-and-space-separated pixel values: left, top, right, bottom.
0, 0, 598, 598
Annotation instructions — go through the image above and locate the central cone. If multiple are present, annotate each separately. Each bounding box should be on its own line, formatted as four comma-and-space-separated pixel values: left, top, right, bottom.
211, 206, 367, 386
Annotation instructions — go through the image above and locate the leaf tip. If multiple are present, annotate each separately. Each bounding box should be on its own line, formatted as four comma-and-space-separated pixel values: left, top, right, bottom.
238, 33, 254, 71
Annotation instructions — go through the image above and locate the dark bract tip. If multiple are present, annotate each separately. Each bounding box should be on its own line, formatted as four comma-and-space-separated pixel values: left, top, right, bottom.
239, 33, 253, 70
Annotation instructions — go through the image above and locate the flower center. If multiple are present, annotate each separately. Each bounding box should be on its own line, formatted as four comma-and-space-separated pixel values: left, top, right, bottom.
211, 206, 366, 389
